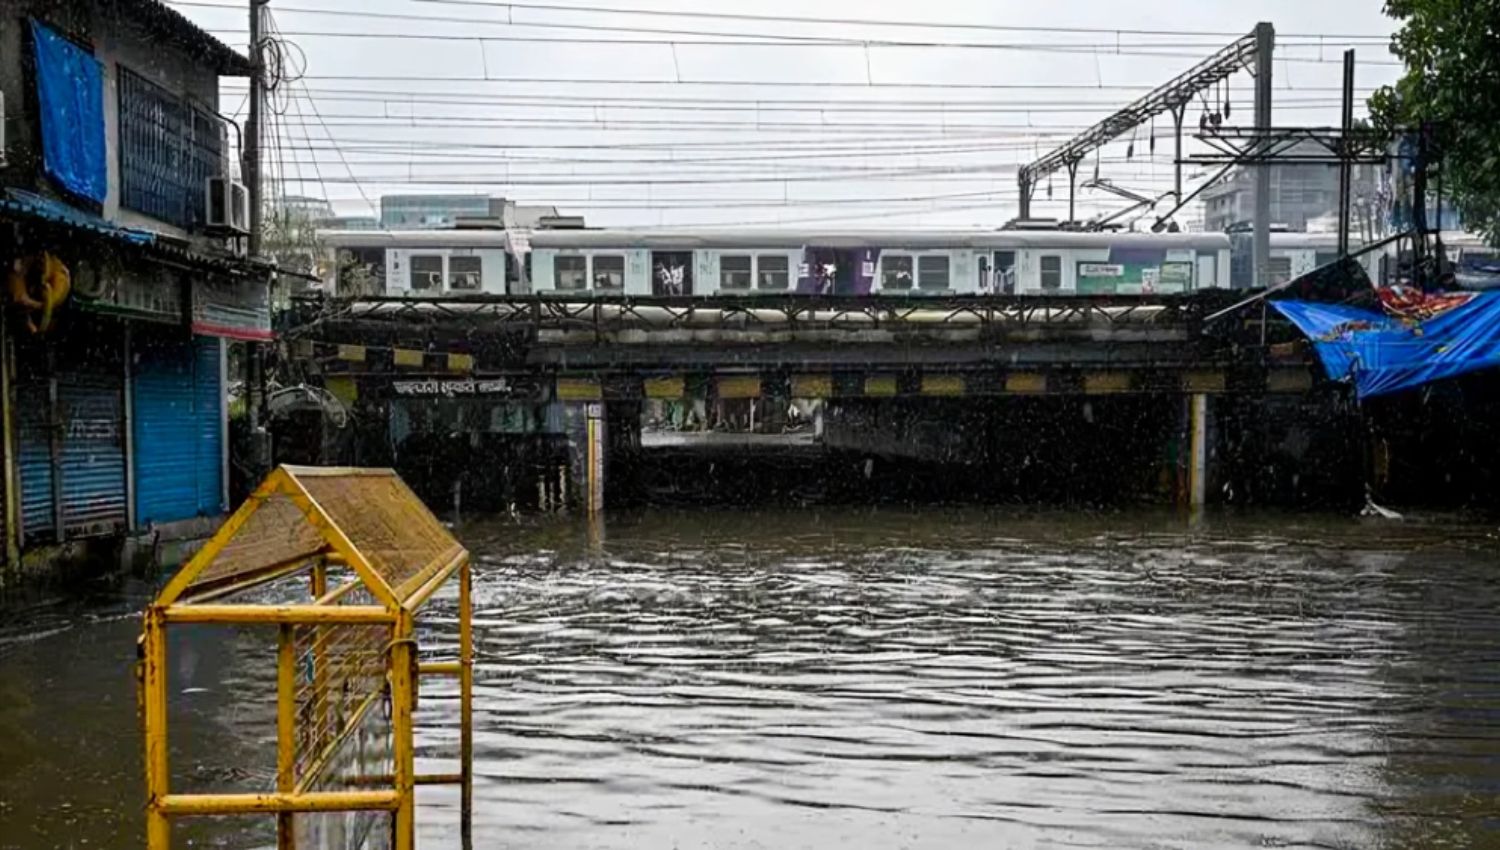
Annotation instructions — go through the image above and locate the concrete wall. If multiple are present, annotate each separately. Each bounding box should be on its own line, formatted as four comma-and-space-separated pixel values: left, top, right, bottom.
0, 1, 229, 246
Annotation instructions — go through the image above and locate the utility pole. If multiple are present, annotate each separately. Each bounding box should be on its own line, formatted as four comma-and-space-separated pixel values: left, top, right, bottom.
245, 0, 266, 259
1337, 49, 1355, 257
244, 0, 269, 479
1252, 22, 1275, 288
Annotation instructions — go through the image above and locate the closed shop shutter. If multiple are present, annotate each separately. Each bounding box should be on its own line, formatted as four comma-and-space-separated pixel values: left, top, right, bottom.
58, 366, 127, 537
193, 336, 225, 517
16, 379, 55, 542
133, 334, 197, 526
133, 334, 225, 526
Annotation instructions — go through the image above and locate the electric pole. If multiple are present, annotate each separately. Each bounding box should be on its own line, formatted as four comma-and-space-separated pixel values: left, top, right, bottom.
245, 0, 266, 259
1252, 22, 1275, 288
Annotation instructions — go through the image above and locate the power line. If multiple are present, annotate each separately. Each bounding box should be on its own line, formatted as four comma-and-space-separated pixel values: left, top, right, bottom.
403, 0, 1393, 41
271, 74, 1391, 93
220, 87, 1356, 114
173, 0, 1393, 41
202, 26, 1400, 65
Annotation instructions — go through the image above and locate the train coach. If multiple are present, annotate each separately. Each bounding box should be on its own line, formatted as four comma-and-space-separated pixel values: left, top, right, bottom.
320, 227, 1235, 298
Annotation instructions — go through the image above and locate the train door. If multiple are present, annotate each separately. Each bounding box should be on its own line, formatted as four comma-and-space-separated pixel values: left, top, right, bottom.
798, 248, 870, 294
650, 251, 694, 296
993, 251, 1017, 294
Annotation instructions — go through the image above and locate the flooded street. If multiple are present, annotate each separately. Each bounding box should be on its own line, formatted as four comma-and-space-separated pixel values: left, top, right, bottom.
5, 508, 1500, 849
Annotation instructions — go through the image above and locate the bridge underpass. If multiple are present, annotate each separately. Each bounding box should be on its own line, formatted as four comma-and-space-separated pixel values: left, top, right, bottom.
279, 292, 1362, 514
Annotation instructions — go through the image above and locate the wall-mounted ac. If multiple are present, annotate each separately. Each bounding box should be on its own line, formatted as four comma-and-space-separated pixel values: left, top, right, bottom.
205, 176, 249, 235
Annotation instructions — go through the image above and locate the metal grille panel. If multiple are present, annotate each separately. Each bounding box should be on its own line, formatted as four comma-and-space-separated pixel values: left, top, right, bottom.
118, 67, 225, 230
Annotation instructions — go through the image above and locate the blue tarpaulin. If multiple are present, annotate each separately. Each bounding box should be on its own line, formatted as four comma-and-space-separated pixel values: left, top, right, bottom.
1273, 293, 1500, 399
30, 20, 107, 204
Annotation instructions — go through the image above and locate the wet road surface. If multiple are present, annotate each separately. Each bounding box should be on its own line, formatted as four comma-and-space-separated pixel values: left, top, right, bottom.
3, 508, 1500, 849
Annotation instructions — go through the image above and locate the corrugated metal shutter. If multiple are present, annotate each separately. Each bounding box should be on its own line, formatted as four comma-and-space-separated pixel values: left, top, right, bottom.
133, 335, 226, 526
193, 337, 225, 516
16, 379, 55, 542
133, 335, 198, 526
58, 367, 126, 536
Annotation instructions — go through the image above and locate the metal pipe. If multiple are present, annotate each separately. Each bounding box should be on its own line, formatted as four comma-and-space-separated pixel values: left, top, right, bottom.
392, 611, 417, 850
143, 609, 170, 849
157, 790, 401, 816
162, 604, 396, 625
276, 624, 296, 849
1337, 49, 1356, 257
460, 557, 475, 847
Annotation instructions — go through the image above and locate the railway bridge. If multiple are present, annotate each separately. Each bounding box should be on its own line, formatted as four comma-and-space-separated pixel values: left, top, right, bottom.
279, 291, 1345, 512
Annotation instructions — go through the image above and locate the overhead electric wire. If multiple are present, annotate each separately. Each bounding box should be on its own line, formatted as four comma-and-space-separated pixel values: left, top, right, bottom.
202, 26, 1400, 65
216, 87, 1356, 114
404, 0, 1394, 42
270, 74, 1391, 92
170, 0, 1386, 43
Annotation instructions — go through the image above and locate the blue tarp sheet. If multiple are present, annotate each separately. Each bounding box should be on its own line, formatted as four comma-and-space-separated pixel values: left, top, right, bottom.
1273, 293, 1500, 399
30, 21, 107, 204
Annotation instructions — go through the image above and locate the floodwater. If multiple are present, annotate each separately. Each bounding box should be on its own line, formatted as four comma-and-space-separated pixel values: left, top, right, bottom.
4, 508, 1500, 849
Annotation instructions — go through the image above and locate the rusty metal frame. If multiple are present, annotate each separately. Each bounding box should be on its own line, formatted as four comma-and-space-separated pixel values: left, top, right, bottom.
140, 465, 474, 850
291, 292, 1222, 337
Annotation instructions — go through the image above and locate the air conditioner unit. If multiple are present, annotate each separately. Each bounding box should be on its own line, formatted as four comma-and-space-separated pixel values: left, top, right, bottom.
205, 176, 249, 235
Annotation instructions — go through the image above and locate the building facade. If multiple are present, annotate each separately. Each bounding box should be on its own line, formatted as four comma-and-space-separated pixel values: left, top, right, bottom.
0, 1, 269, 583
379, 193, 561, 230
1200, 148, 1382, 236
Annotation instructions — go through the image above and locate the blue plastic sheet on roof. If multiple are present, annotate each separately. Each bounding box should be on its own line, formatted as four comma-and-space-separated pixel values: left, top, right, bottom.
30, 20, 107, 204
1273, 293, 1500, 399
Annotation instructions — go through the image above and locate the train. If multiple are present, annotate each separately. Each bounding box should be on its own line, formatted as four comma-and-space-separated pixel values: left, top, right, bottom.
318, 226, 1497, 298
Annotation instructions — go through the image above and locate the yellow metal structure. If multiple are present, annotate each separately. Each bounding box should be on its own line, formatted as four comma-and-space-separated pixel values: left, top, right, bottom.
139, 465, 474, 850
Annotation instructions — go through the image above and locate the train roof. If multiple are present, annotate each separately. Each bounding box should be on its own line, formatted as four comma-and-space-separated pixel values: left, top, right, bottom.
524, 228, 1230, 250
316, 227, 1231, 252
318, 228, 518, 248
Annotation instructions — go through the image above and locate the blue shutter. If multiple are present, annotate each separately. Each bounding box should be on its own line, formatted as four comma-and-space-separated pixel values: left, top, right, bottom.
133, 336, 197, 526
133, 335, 225, 526
193, 337, 225, 517
17, 380, 55, 542
57, 368, 126, 537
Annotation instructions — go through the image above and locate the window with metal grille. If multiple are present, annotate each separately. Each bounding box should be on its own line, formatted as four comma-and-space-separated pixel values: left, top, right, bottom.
118, 68, 225, 230
1040, 255, 1063, 290
592, 255, 625, 291
881, 254, 914, 290
917, 255, 951, 291
448, 255, 482, 291
757, 255, 789, 290
720, 255, 752, 290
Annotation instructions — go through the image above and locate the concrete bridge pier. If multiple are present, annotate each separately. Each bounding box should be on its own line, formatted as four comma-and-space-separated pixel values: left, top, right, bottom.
1183, 392, 1216, 512
562, 398, 643, 514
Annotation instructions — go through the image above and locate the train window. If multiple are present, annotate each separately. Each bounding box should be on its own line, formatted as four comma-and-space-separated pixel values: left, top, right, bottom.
918, 256, 950, 291
721, 254, 753, 290
757, 255, 790, 290
593, 254, 626, 291
448, 255, 482, 291
555, 255, 588, 291
1040, 255, 1062, 290
410, 255, 443, 291
882, 255, 914, 290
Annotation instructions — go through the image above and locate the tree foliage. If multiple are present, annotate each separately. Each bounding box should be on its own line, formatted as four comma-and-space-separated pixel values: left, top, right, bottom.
1371, 0, 1500, 242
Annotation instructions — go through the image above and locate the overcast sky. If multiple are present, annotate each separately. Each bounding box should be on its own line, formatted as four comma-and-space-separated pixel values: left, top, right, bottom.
171, 0, 1403, 229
